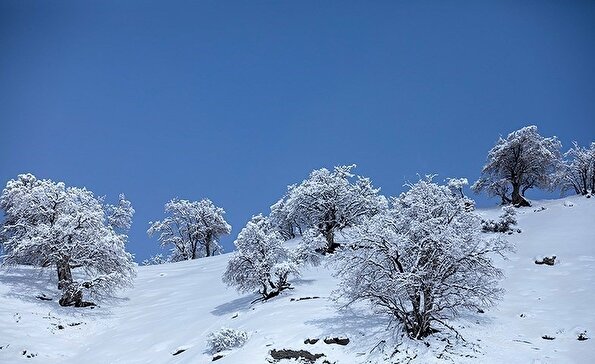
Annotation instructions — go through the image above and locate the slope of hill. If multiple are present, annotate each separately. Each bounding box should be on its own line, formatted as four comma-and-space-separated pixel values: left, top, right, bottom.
1, 196, 594, 363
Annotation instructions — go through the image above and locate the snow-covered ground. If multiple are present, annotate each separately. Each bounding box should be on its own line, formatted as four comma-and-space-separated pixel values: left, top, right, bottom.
1, 196, 594, 363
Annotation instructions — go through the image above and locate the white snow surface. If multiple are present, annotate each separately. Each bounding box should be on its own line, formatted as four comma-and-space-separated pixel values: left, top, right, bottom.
1, 196, 594, 363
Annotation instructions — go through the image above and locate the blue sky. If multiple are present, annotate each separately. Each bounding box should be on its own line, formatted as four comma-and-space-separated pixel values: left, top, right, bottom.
1, 1, 594, 262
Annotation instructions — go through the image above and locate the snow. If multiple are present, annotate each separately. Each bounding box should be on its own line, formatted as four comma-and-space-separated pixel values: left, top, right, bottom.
1, 196, 594, 363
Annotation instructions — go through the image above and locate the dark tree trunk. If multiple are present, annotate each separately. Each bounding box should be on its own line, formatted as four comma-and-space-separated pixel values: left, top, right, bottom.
500, 193, 512, 205
511, 183, 530, 207
56, 260, 96, 308
322, 229, 341, 254
521, 185, 530, 196
405, 309, 432, 339
56, 260, 73, 290
205, 232, 213, 257
59, 282, 96, 307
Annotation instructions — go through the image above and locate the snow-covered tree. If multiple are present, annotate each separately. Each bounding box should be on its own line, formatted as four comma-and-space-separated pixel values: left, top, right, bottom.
0, 174, 136, 307
473, 178, 511, 206
106, 193, 135, 232
446, 177, 469, 198
222, 214, 299, 302
472, 126, 562, 206
446, 177, 475, 210
293, 228, 326, 267
283, 165, 387, 252
148, 198, 231, 261
557, 141, 595, 195
269, 197, 299, 240
141, 254, 167, 266
333, 177, 513, 339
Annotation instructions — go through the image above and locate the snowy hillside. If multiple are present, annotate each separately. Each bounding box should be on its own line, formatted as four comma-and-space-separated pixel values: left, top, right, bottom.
1, 196, 594, 363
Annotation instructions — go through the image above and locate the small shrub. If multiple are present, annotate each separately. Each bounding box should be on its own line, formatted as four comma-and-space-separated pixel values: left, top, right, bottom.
207, 328, 249, 353
482, 206, 517, 233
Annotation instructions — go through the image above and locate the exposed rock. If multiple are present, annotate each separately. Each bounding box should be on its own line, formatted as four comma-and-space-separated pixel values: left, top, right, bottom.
304, 338, 319, 344
542, 335, 555, 340
578, 332, 589, 341
270, 349, 325, 362
212, 354, 224, 361
323, 337, 350, 346
535, 256, 556, 266
21, 350, 38, 358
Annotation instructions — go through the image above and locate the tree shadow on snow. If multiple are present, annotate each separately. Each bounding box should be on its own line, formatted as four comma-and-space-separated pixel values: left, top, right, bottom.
211, 278, 320, 317
305, 306, 393, 350
210, 294, 259, 316
0, 266, 61, 304
307, 307, 485, 361
0, 266, 124, 318
290, 278, 316, 286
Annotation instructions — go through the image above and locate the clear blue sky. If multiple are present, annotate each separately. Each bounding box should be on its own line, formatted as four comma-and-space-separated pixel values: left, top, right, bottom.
1, 1, 594, 262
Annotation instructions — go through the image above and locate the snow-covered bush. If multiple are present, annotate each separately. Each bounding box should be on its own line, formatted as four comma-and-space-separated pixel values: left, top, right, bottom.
557, 141, 595, 196
207, 327, 249, 353
472, 125, 562, 206
333, 177, 513, 339
223, 214, 299, 301
148, 198, 231, 261
0, 174, 136, 307
283, 164, 387, 253
482, 206, 518, 233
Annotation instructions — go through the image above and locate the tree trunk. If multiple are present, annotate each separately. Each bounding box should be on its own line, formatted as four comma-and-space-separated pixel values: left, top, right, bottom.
205, 232, 213, 257
323, 230, 340, 253
500, 193, 512, 205
56, 260, 73, 290
511, 183, 530, 207
58, 282, 96, 307
56, 260, 96, 307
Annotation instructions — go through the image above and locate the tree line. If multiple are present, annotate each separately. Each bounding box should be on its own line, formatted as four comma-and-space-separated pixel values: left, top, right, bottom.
0, 125, 593, 340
